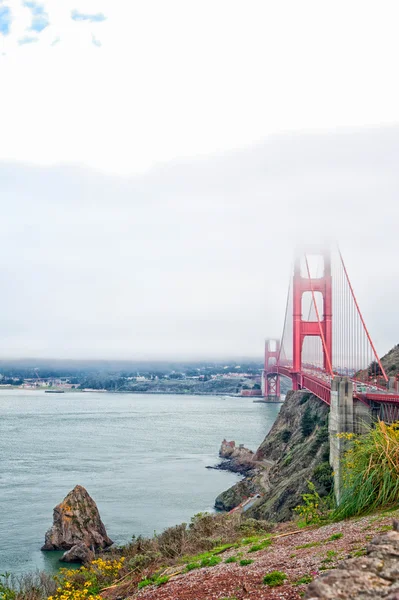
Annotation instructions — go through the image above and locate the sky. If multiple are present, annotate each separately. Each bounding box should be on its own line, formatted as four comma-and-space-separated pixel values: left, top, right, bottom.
0, 1, 398, 360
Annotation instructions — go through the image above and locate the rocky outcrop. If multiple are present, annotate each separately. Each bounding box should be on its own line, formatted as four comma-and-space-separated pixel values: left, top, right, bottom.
41, 485, 113, 552
60, 543, 94, 565
216, 440, 255, 475
215, 390, 332, 521
306, 521, 399, 599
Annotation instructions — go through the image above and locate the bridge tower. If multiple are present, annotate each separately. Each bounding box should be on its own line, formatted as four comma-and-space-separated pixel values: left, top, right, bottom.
292, 249, 332, 390
262, 339, 281, 400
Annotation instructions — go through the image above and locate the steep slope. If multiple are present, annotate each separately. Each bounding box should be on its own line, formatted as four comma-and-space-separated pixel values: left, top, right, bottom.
381, 344, 399, 376
215, 390, 332, 522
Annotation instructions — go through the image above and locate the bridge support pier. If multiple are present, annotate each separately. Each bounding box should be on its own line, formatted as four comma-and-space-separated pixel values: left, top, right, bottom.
329, 377, 353, 505
329, 376, 373, 504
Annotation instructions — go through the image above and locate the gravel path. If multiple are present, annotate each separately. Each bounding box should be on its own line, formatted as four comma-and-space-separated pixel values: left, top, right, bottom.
133, 509, 399, 600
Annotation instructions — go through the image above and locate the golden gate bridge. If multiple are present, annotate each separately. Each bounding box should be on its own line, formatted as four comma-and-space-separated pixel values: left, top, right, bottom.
262, 247, 399, 422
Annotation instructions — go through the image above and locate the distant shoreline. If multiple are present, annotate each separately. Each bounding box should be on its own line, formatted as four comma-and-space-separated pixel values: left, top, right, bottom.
0, 386, 244, 397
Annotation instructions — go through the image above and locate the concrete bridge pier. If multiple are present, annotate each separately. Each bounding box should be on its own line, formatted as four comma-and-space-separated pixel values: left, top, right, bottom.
329, 377, 372, 504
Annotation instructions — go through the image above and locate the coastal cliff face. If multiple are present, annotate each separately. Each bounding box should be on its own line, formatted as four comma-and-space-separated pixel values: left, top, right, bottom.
42, 485, 113, 552
215, 390, 332, 521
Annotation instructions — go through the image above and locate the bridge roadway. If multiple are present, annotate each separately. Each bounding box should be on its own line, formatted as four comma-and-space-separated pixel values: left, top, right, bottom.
265, 365, 399, 408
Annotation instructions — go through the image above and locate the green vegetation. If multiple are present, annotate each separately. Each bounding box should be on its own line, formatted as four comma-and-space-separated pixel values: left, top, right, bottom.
295, 541, 320, 550
281, 429, 292, 443
301, 406, 318, 437
239, 559, 254, 566
334, 421, 399, 520
312, 461, 333, 494
328, 532, 343, 541
138, 574, 170, 588
351, 549, 366, 557
248, 537, 272, 552
294, 481, 332, 525
0, 572, 56, 600
321, 550, 338, 564
299, 392, 312, 405
224, 556, 237, 563
263, 571, 287, 586
294, 575, 313, 585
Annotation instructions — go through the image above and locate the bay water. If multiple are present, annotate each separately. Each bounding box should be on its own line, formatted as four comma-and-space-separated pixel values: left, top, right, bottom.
0, 390, 280, 574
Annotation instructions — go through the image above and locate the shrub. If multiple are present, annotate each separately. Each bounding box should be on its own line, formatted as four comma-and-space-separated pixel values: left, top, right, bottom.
301, 406, 317, 437
0, 572, 56, 600
156, 523, 187, 558
50, 558, 125, 600
294, 481, 331, 524
299, 393, 312, 405
238, 518, 273, 535
263, 571, 287, 586
224, 556, 237, 563
239, 559, 254, 566
312, 461, 334, 493
334, 421, 399, 519
0, 576, 16, 600
281, 429, 292, 443
283, 453, 293, 466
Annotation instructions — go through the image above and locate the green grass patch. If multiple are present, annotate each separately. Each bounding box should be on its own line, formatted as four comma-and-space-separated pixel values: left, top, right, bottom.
200, 556, 222, 568
263, 571, 287, 587
155, 576, 169, 586
239, 559, 254, 566
240, 535, 262, 545
224, 556, 237, 563
138, 575, 169, 588
185, 562, 201, 571
321, 550, 338, 564
328, 532, 343, 541
248, 536, 272, 553
294, 575, 313, 585
185, 555, 222, 571
295, 541, 320, 550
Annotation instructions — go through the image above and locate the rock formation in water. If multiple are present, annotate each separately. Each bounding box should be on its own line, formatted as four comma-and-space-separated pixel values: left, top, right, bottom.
60, 543, 94, 565
215, 390, 332, 520
41, 485, 113, 553
216, 439, 255, 474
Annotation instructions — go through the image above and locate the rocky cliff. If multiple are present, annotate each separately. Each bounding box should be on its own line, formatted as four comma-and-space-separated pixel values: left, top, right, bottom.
42, 485, 113, 553
215, 390, 332, 521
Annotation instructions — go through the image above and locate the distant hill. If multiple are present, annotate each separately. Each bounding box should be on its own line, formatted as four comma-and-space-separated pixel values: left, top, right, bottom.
380, 344, 399, 377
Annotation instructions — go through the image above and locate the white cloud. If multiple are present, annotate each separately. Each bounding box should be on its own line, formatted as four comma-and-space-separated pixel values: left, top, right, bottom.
0, 0, 398, 174
0, 126, 398, 360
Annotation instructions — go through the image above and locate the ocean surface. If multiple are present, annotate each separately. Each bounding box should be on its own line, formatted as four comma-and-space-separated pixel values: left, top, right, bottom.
0, 390, 281, 574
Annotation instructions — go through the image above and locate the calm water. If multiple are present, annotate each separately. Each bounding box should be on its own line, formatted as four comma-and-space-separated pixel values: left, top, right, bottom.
0, 390, 280, 574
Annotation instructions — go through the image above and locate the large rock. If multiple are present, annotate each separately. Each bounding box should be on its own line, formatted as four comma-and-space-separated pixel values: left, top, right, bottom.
305, 521, 399, 599
41, 485, 113, 551
60, 543, 94, 565
217, 439, 254, 473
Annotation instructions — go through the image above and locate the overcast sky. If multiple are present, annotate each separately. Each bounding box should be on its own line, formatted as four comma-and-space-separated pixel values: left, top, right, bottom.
0, 1, 398, 360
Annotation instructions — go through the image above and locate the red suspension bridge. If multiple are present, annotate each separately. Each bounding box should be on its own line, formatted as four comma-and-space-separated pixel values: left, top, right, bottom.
262, 248, 399, 422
